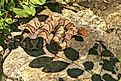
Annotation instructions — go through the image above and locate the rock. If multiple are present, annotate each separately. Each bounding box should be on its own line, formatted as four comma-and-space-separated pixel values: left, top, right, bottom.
62, 9, 106, 34
2, 46, 78, 81
99, 5, 121, 57
0, 46, 3, 52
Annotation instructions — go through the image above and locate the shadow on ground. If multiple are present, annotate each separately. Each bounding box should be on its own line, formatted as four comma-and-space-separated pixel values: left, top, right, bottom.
27, 35, 121, 81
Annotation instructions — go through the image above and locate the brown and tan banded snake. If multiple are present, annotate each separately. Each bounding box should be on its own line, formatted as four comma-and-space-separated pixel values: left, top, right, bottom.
18, 12, 89, 50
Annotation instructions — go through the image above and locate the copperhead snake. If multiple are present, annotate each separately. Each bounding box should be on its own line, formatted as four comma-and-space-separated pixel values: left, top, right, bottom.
18, 11, 89, 50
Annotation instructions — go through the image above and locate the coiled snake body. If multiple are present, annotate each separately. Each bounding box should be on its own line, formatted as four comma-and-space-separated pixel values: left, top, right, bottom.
18, 13, 87, 50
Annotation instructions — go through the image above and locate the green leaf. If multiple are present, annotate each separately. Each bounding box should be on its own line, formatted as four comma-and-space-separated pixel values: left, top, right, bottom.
0, 18, 5, 29
22, 5, 36, 16
0, 11, 2, 16
0, 26, 3, 29
30, 5, 36, 16
5, 18, 13, 24
30, 0, 39, 5
22, 5, 31, 15
39, 0, 46, 4
119, 56, 121, 62
0, 0, 4, 8
30, 0, 46, 5
7, 0, 15, 11
13, 8, 29, 17
5, 0, 8, 3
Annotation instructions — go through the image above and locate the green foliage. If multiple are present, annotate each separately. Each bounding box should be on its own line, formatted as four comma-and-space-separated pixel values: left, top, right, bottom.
0, 0, 15, 33
7, 0, 15, 11
0, 0, 46, 32
0, 17, 13, 32
13, 0, 46, 17
0, 11, 2, 16
118, 56, 121, 62
13, 5, 36, 17
30, 0, 46, 5
0, 0, 4, 8
0, 0, 15, 11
